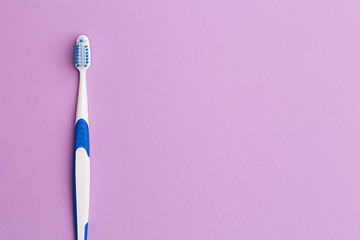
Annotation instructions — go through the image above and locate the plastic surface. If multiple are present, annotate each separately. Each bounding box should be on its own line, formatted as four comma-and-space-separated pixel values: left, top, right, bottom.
2, 2, 360, 240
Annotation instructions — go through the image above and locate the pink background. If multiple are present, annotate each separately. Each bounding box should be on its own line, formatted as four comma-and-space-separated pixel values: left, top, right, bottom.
1, 0, 360, 239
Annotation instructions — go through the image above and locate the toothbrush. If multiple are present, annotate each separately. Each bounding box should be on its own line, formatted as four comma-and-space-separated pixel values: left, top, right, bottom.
73, 35, 91, 240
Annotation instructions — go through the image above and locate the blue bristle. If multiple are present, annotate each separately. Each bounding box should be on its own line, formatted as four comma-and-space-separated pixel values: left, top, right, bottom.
75, 39, 89, 68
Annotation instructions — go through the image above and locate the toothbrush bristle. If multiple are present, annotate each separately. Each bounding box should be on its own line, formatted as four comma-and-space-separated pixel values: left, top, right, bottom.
74, 35, 90, 69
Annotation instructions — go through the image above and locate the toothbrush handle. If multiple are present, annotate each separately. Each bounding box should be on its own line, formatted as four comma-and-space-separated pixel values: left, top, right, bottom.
74, 119, 90, 240
74, 71, 90, 240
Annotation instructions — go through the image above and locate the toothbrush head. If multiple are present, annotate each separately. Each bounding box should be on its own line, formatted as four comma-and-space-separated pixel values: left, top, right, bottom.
74, 35, 91, 70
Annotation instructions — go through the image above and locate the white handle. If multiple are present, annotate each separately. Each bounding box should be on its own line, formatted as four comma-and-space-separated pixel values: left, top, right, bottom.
75, 147, 90, 240
74, 69, 90, 240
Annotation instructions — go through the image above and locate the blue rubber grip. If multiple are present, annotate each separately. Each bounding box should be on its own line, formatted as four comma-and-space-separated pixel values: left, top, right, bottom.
74, 119, 90, 157
85, 223, 88, 240
73, 118, 90, 240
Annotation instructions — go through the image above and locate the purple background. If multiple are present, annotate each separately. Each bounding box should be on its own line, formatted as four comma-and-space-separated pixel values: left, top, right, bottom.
1, 0, 360, 239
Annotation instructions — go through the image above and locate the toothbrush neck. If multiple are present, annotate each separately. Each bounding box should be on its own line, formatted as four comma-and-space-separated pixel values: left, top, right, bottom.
80, 70, 86, 80
76, 70, 89, 123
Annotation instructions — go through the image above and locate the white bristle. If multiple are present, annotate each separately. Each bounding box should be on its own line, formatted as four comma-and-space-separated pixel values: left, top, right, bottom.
74, 35, 91, 70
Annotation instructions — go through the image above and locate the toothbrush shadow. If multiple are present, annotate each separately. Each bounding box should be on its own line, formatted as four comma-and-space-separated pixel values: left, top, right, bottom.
70, 117, 77, 240
67, 36, 78, 240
